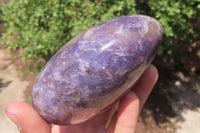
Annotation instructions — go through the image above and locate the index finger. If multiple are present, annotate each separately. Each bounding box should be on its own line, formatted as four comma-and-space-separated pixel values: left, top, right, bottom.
133, 64, 158, 110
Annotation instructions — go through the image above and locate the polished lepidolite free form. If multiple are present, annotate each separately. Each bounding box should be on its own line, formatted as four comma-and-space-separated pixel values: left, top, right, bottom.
31, 15, 163, 125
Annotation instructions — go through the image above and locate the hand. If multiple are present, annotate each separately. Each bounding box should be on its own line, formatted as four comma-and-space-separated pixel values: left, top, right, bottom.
6, 64, 158, 133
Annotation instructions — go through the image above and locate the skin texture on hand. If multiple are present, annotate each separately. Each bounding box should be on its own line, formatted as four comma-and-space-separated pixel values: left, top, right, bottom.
6, 64, 158, 133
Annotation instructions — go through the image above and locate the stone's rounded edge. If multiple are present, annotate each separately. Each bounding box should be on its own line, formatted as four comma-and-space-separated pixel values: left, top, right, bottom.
31, 15, 163, 125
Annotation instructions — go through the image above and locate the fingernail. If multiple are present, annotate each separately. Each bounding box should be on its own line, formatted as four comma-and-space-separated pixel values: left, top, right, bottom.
7, 114, 22, 132
148, 64, 159, 79
150, 64, 158, 74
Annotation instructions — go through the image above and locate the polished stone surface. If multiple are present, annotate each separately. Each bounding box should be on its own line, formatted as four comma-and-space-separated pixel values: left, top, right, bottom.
32, 15, 163, 125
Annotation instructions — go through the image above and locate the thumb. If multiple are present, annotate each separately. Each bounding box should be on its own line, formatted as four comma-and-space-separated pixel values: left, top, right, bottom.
6, 101, 51, 133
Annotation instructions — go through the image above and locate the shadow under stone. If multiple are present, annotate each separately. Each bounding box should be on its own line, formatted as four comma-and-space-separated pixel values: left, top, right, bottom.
140, 58, 200, 129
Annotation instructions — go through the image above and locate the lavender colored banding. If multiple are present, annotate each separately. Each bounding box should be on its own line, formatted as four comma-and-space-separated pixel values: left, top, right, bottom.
31, 15, 163, 125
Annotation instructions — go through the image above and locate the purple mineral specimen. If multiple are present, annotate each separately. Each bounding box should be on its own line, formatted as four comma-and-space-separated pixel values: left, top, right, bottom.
31, 15, 163, 125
